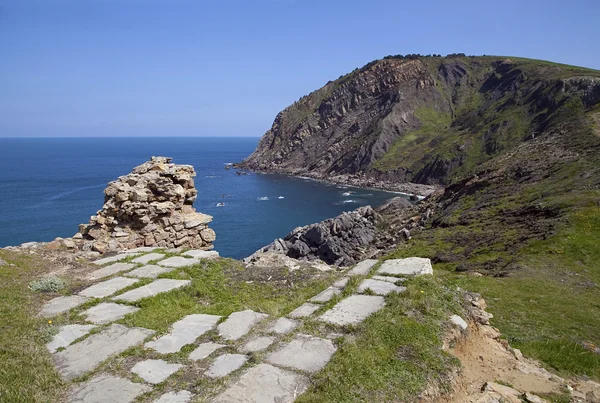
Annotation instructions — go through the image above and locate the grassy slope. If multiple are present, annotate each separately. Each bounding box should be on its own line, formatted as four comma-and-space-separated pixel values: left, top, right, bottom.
385, 103, 600, 380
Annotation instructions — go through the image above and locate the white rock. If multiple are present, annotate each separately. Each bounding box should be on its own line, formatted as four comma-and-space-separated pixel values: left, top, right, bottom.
449, 314, 469, 330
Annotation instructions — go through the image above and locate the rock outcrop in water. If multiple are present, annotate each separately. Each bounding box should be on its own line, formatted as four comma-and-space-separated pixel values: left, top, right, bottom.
245, 206, 378, 266
73, 157, 216, 253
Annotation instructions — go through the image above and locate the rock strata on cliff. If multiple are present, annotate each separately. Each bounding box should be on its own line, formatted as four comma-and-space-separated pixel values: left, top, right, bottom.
73, 157, 216, 253
246, 206, 377, 266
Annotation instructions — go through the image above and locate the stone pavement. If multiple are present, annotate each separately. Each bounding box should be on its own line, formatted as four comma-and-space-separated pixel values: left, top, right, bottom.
39, 250, 433, 402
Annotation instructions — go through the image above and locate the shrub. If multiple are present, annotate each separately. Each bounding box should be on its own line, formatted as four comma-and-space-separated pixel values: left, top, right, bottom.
29, 276, 67, 293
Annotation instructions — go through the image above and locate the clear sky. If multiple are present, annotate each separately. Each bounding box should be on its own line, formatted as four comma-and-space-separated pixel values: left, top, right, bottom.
1, 0, 598, 138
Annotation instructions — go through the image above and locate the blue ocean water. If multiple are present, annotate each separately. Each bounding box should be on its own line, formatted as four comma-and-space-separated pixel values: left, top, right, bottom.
0, 138, 396, 259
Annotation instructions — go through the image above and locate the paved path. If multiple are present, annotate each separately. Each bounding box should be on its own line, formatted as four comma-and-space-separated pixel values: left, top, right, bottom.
39, 250, 432, 403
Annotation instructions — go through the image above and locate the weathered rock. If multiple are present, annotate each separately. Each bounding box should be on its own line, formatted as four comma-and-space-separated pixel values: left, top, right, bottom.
74, 157, 216, 253
46, 324, 96, 353
39, 295, 89, 317
449, 314, 469, 330
377, 257, 433, 276
67, 374, 151, 403
266, 335, 336, 373
145, 314, 221, 353
113, 279, 191, 302
332, 277, 350, 288
79, 277, 139, 299
319, 295, 385, 326
205, 354, 248, 378
131, 252, 164, 264
213, 363, 309, 403
125, 264, 175, 278
183, 249, 219, 259
87, 262, 136, 280
309, 286, 342, 303
189, 342, 226, 361
157, 256, 198, 268
53, 324, 154, 380
347, 259, 378, 276
288, 302, 320, 318
81, 302, 139, 325
241, 336, 275, 353
357, 279, 405, 295
218, 310, 269, 341
130, 359, 183, 384
246, 206, 378, 266
155, 391, 193, 403
267, 317, 298, 334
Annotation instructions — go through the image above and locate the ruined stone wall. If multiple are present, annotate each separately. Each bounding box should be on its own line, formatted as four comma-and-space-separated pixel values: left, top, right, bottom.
73, 156, 216, 253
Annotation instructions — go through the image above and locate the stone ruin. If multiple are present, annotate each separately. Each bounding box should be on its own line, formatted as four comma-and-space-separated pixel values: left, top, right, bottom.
72, 156, 215, 253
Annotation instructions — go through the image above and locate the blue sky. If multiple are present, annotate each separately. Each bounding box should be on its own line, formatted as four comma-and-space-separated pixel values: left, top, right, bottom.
1, 0, 598, 138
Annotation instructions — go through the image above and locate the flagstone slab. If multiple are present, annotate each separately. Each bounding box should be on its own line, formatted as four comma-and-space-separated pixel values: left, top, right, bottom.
346, 259, 378, 276
332, 277, 349, 288
113, 279, 191, 302
46, 324, 96, 353
267, 317, 298, 334
155, 391, 193, 403
157, 256, 198, 268
266, 334, 336, 373
189, 342, 226, 361
39, 295, 89, 317
377, 257, 433, 276
205, 354, 248, 378
82, 302, 139, 324
218, 310, 268, 341
183, 249, 219, 259
309, 286, 341, 303
127, 247, 156, 253
145, 314, 221, 353
87, 262, 137, 280
125, 264, 176, 279
288, 302, 320, 318
213, 363, 309, 403
53, 324, 154, 380
67, 374, 151, 403
319, 295, 385, 326
372, 275, 406, 283
131, 252, 165, 264
357, 279, 406, 296
241, 336, 275, 353
92, 254, 138, 266
79, 277, 139, 299
131, 359, 183, 384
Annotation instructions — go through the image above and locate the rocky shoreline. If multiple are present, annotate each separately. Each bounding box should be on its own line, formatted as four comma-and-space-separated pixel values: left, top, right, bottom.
233, 165, 439, 198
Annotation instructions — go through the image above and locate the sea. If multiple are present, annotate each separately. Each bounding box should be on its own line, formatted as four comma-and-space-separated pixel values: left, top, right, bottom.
0, 137, 398, 259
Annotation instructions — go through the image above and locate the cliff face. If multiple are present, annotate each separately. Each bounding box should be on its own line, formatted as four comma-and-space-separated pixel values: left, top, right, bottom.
241, 56, 600, 187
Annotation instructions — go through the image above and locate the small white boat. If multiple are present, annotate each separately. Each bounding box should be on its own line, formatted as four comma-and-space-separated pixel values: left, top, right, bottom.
216, 202, 225, 207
